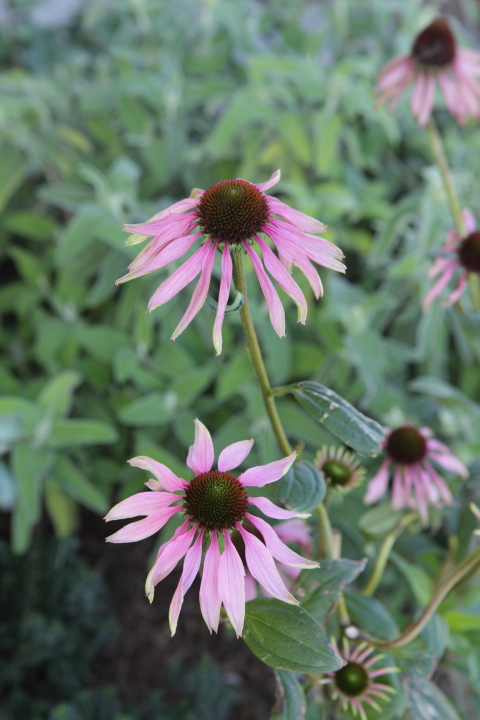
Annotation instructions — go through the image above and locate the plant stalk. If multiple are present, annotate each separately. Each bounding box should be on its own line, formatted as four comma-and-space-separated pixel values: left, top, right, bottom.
316, 502, 350, 625
361, 513, 416, 597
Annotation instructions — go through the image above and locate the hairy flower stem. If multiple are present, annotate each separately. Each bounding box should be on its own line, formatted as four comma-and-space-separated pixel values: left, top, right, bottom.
364, 546, 480, 650
231, 250, 292, 457
426, 116, 480, 309
361, 513, 416, 597
316, 502, 350, 625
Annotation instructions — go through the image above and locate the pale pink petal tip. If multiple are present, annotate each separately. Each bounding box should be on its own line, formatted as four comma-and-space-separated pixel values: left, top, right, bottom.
239, 451, 296, 487
218, 439, 254, 472
218, 531, 245, 637
187, 418, 215, 475
253, 169, 281, 193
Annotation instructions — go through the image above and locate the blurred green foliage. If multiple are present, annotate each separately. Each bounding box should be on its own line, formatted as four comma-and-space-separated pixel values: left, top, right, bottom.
1, 0, 480, 717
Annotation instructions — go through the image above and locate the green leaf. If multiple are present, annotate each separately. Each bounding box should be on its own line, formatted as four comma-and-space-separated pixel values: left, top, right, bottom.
135, 435, 189, 481
46, 420, 118, 448
390, 552, 433, 607
44, 479, 79, 538
76, 325, 129, 363
0, 396, 38, 420
297, 559, 368, 624
271, 670, 306, 720
171, 365, 215, 407
243, 598, 344, 674
421, 614, 448, 662
405, 676, 461, 720
290, 381, 385, 456
345, 590, 399, 640
0, 145, 28, 213
56, 204, 110, 263
37, 370, 82, 417
118, 392, 176, 426
11, 442, 54, 522
54, 455, 108, 513
358, 503, 405, 536
268, 460, 326, 513
442, 610, 480, 632
3, 211, 57, 241
0, 460, 16, 510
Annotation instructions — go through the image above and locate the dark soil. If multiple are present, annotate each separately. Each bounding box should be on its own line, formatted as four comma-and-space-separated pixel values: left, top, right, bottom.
79, 509, 276, 720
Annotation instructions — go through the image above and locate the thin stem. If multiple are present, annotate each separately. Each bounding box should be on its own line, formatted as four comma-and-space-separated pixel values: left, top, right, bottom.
316, 502, 350, 625
426, 117, 480, 310
231, 250, 292, 457
361, 513, 416, 597
364, 546, 480, 650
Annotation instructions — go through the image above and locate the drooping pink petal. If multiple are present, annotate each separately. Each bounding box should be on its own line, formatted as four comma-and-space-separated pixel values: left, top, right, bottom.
134, 197, 199, 225
237, 524, 298, 603
239, 452, 296, 487
244, 243, 285, 337
105, 491, 180, 521
364, 459, 391, 504
169, 530, 204, 635
106, 505, 181, 543
171, 242, 217, 339
422, 461, 453, 504
423, 262, 458, 310
124, 212, 197, 251
410, 71, 427, 120
266, 197, 327, 234
212, 243, 233, 356
391, 466, 406, 511
200, 531, 222, 633
443, 271, 468, 306
411, 469, 429, 524
245, 571, 257, 601
248, 496, 309, 520
218, 439, 254, 472
437, 70, 461, 117
253, 169, 281, 193
255, 236, 308, 323
128, 456, 186, 492
147, 242, 212, 312
417, 73, 435, 127
376, 56, 413, 92
427, 256, 457, 280
429, 450, 468, 477
146, 521, 197, 599
119, 232, 201, 283
186, 418, 215, 475
462, 209, 476, 234
247, 514, 318, 568
218, 531, 245, 637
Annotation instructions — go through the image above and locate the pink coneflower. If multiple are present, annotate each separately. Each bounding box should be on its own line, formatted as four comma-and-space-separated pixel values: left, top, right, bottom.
376, 18, 480, 126
364, 424, 468, 524
316, 446, 366, 494
117, 170, 345, 354
319, 640, 397, 720
232, 517, 313, 600
424, 209, 480, 309
105, 419, 318, 637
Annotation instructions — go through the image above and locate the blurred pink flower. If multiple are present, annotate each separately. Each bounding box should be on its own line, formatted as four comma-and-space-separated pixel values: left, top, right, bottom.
117, 170, 345, 354
105, 419, 317, 637
424, 209, 480, 310
320, 640, 397, 720
376, 18, 480, 126
365, 424, 468, 525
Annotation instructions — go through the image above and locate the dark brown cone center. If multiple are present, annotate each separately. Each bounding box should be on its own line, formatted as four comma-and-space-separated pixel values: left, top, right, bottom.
458, 232, 480, 274
182, 471, 249, 531
412, 18, 456, 67
196, 179, 270, 245
386, 426, 427, 465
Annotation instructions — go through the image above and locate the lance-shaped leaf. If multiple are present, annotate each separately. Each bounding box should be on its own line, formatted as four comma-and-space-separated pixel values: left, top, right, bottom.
290, 381, 385, 456
297, 558, 367, 623
244, 598, 344, 674
271, 670, 306, 720
405, 675, 461, 720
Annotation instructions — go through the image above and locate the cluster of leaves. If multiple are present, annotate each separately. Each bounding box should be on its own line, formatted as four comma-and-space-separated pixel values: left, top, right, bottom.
1, 0, 480, 719
0, 536, 237, 720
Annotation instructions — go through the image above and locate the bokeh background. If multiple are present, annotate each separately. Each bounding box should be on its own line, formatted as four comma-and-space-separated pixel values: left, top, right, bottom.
1, 0, 480, 718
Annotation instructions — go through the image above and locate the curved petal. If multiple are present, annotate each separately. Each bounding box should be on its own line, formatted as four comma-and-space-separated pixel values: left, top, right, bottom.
218, 531, 245, 637
410, 71, 426, 120
127, 198, 198, 227
246, 514, 318, 568
119, 232, 201, 283
429, 450, 468, 477
245, 571, 257, 601
105, 491, 180, 521
462, 209, 476, 234
200, 531, 222, 633
422, 461, 453, 503
418, 73, 435, 127
145, 521, 197, 599
255, 236, 308, 323
237, 524, 298, 603
423, 262, 458, 310
266, 197, 327, 234
147, 242, 212, 313
443, 271, 468, 306
187, 418, 214, 475
169, 530, 204, 635
213, 244, 233, 356
253, 169, 281, 193
239, 452, 296, 487
364, 459, 391, 504
128, 456, 186, 492
274, 518, 313, 553
171, 242, 217, 339
248, 496, 310, 520
244, 243, 285, 337
106, 505, 181, 544
218, 439, 254, 472
391, 466, 406, 511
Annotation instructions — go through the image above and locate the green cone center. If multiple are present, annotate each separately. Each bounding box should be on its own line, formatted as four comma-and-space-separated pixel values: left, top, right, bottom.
196, 179, 270, 245
335, 661, 369, 697
322, 459, 352, 487
386, 426, 427, 465
412, 18, 456, 67
183, 471, 249, 531
458, 232, 480, 274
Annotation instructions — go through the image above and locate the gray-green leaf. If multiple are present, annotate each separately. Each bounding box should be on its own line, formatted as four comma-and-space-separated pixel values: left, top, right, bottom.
271, 671, 306, 720
298, 559, 367, 624
268, 460, 326, 512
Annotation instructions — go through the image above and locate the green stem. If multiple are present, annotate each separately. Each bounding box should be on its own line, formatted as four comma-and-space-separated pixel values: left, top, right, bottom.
231, 250, 292, 457
316, 502, 350, 626
364, 547, 480, 650
427, 117, 480, 310
361, 513, 416, 597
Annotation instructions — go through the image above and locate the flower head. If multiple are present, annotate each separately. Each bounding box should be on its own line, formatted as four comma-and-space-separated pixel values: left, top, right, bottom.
375, 17, 480, 126
105, 419, 318, 637
320, 640, 397, 720
424, 210, 479, 310
117, 170, 345, 354
316, 446, 365, 493
365, 424, 468, 524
